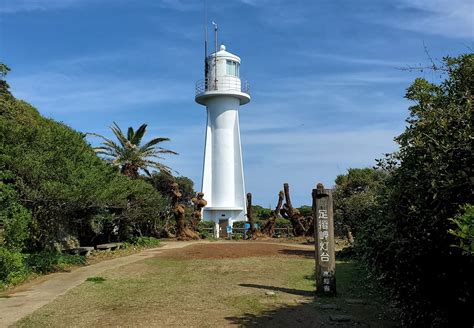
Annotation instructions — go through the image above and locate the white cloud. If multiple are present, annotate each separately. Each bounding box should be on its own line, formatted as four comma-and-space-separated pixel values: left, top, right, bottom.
300, 53, 409, 68
156, 0, 200, 12
0, 0, 83, 13
10, 72, 191, 114
241, 125, 402, 206
237, 0, 259, 6
384, 0, 473, 38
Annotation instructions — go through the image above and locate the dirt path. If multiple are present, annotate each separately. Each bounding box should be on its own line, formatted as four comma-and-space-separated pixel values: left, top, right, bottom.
0, 241, 209, 327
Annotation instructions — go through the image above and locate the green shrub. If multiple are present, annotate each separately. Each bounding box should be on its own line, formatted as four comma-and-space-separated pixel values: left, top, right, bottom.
449, 204, 474, 255
196, 221, 215, 239
275, 217, 291, 228
86, 276, 106, 283
0, 173, 32, 250
333, 168, 388, 240
2, 204, 31, 251
0, 69, 168, 249
251, 205, 272, 221
129, 236, 161, 248
25, 251, 86, 274
359, 54, 474, 327
0, 247, 27, 286
232, 233, 243, 240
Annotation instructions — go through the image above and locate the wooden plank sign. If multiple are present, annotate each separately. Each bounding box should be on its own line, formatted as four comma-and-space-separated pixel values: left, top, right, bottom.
312, 183, 336, 295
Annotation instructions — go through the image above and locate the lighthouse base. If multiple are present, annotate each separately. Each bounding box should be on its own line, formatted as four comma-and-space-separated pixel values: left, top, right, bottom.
202, 207, 247, 238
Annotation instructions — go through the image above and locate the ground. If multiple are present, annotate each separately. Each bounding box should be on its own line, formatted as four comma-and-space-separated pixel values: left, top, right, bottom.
6, 242, 398, 327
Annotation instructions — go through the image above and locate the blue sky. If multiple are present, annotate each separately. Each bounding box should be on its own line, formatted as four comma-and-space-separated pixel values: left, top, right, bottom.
1, 0, 473, 206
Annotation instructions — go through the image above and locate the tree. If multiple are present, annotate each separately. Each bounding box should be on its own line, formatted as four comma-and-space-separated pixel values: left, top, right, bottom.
280, 183, 311, 236
360, 54, 473, 327
0, 63, 11, 97
333, 168, 388, 243
170, 182, 199, 240
0, 64, 168, 249
449, 204, 474, 255
148, 171, 195, 204
261, 190, 284, 236
93, 123, 177, 179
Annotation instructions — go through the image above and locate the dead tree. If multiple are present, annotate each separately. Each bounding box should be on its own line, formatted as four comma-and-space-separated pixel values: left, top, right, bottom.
171, 182, 199, 240
281, 183, 311, 236
246, 193, 255, 239
190, 192, 207, 229
261, 190, 284, 236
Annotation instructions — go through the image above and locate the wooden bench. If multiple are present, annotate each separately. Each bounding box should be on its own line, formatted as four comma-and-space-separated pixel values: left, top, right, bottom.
95, 242, 124, 251
64, 246, 94, 257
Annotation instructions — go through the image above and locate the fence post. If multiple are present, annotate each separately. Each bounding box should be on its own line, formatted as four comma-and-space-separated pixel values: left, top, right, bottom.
312, 183, 336, 296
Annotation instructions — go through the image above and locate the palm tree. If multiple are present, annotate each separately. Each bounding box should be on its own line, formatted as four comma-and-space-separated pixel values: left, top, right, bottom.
92, 122, 177, 179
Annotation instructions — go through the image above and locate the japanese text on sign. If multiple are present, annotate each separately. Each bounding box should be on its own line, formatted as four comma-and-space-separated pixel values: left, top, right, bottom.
318, 209, 330, 262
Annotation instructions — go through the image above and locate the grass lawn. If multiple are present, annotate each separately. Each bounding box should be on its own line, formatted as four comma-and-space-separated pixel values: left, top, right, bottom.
13, 243, 398, 327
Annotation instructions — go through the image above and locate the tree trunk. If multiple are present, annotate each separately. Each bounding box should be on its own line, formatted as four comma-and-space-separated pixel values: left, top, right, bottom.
247, 193, 255, 239
261, 190, 284, 236
121, 164, 139, 179
282, 183, 310, 237
171, 182, 199, 240
191, 192, 207, 229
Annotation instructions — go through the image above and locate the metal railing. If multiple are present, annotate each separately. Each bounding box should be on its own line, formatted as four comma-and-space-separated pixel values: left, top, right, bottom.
198, 227, 294, 239
195, 78, 250, 96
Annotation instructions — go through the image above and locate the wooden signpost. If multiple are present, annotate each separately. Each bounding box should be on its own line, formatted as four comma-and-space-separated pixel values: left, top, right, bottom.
312, 183, 336, 295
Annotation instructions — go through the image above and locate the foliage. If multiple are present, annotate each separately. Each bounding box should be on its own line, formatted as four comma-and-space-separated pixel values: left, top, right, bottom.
0, 64, 169, 250
0, 63, 11, 97
358, 54, 473, 327
196, 221, 215, 239
0, 247, 86, 287
333, 168, 388, 239
86, 276, 106, 283
251, 205, 272, 221
274, 217, 292, 228
25, 251, 86, 274
297, 205, 312, 217
0, 176, 32, 250
449, 204, 474, 255
147, 171, 195, 205
0, 247, 27, 287
92, 122, 177, 179
129, 236, 161, 248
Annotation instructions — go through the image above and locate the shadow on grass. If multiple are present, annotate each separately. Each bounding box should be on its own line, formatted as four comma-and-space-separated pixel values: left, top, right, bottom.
239, 283, 314, 297
225, 302, 326, 328
278, 249, 315, 258
227, 262, 399, 328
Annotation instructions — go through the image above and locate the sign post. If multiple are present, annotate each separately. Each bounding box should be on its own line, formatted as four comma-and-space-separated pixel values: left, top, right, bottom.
312, 183, 336, 295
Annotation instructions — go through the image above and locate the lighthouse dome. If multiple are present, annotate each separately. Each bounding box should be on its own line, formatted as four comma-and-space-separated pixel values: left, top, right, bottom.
213, 44, 241, 63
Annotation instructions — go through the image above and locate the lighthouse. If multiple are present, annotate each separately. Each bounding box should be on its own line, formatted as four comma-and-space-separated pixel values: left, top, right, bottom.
195, 32, 250, 238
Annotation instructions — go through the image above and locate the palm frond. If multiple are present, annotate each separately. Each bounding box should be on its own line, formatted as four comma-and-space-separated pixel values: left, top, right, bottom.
92, 122, 177, 179
111, 122, 131, 148
131, 124, 148, 145
127, 127, 134, 142
139, 137, 170, 152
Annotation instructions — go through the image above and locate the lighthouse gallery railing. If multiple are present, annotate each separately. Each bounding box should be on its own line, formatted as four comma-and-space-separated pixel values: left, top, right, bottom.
195, 78, 250, 97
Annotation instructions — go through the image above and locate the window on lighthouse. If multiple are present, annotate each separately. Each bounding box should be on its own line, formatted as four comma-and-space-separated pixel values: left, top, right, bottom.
226, 60, 240, 77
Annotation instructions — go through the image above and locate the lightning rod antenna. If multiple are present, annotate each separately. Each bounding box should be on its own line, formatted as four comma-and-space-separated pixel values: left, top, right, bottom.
204, 0, 208, 60
203, 0, 209, 87
212, 21, 218, 89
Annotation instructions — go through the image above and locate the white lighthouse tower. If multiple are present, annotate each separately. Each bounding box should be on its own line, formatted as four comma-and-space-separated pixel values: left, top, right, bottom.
195, 27, 250, 238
